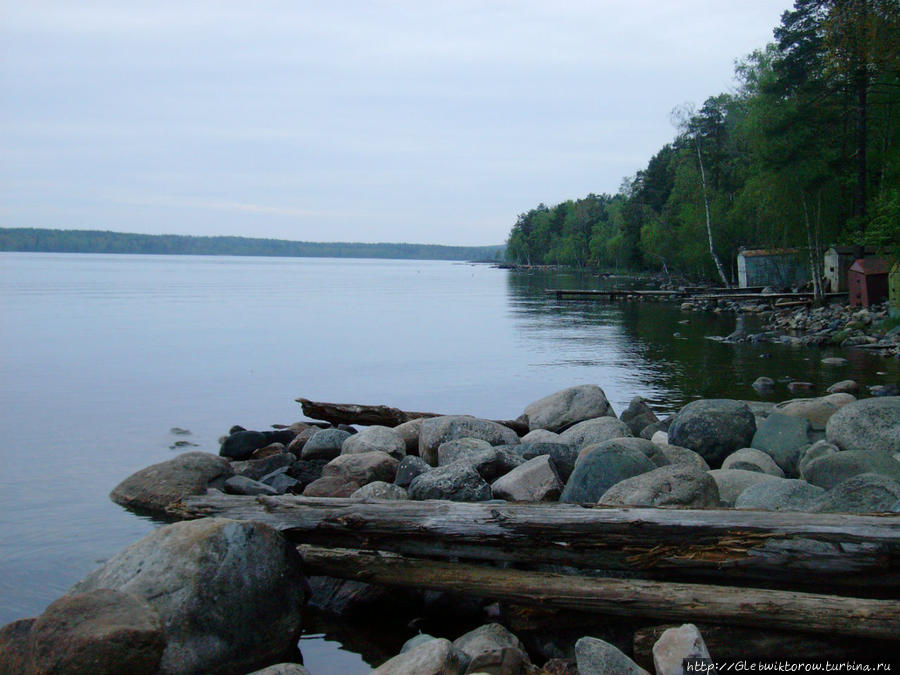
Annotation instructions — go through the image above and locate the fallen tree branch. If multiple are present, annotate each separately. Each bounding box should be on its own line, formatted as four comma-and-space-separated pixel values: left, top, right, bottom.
297, 545, 900, 640
295, 398, 529, 435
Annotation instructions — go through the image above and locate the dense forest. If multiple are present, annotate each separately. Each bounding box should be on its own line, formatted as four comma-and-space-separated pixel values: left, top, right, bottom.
505, 0, 900, 284
0, 228, 504, 262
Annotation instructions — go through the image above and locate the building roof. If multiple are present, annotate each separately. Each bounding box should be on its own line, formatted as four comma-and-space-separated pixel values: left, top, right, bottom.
738, 248, 800, 258
849, 257, 889, 275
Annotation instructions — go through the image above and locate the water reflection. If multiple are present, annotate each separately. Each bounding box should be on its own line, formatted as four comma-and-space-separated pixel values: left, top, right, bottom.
506, 269, 899, 416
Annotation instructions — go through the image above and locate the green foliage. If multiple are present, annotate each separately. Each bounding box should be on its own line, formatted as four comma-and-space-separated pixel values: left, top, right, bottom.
505, 0, 900, 280
0, 228, 505, 262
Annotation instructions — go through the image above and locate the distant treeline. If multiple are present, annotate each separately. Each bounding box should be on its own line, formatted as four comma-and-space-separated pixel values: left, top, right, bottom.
0, 228, 505, 262
506, 1, 900, 282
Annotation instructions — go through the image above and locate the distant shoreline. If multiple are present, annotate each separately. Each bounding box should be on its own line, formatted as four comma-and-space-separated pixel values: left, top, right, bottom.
0, 227, 504, 263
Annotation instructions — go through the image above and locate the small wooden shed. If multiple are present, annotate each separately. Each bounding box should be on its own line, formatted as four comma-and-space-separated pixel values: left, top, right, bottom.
890, 261, 900, 318
736, 248, 808, 288
848, 257, 889, 307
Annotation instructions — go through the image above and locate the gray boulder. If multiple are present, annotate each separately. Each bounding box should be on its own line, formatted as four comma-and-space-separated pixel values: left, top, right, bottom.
620, 396, 659, 436
523, 384, 615, 432
70, 518, 309, 675
735, 479, 825, 511
401, 633, 437, 653
16, 589, 165, 675
321, 451, 399, 486
810, 473, 900, 513
599, 464, 719, 507
438, 438, 494, 465
801, 450, 900, 490
0, 618, 35, 675
652, 624, 712, 675
520, 429, 563, 444
301, 428, 352, 460
559, 417, 632, 449
419, 416, 519, 466
575, 636, 649, 675
231, 452, 295, 481
394, 455, 431, 488
722, 448, 785, 477
223, 474, 279, 496
372, 637, 467, 675
797, 440, 840, 478
606, 436, 670, 467
560, 440, 657, 504
656, 443, 710, 472
750, 413, 811, 476
490, 455, 563, 502
110, 452, 233, 516
668, 399, 756, 468
707, 469, 784, 506
342, 425, 406, 460
302, 475, 360, 497
464, 647, 531, 675
825, 396, 900, 455
773, 393, 856, 430
452, 622, 527, 662
509, 442, 579, 482
394, 418, 425, 455
827, 380, 859, 395
351, 481, 408, 500
408, 462, 493, 502
439, 442, 525, 481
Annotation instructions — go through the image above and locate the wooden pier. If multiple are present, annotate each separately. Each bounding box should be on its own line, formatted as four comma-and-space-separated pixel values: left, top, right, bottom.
546, 287, 848, 304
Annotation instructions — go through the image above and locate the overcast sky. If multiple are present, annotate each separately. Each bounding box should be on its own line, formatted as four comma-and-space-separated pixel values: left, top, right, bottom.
1, 1, 793, 246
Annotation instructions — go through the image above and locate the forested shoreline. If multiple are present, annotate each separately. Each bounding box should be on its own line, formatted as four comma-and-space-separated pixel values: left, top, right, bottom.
505, 1, 900, 283
0, 228, 504, 262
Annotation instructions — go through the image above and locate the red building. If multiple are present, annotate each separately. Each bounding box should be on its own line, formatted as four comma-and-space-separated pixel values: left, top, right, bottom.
848, 257, 889, 307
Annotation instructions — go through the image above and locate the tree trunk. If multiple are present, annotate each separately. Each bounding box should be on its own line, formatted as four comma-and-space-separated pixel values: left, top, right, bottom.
694, 139, 730, 287
173, 494, 900, 592
295, 398, 528, 436
802, 195, 823, 301
297, 545, 900, 640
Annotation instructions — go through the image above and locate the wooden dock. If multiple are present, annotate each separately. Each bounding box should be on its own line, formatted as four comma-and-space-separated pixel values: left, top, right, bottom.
546, 288, 848, 304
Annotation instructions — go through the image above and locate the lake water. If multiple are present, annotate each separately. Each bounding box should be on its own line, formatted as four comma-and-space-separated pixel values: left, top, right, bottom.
1, 253, 897, 672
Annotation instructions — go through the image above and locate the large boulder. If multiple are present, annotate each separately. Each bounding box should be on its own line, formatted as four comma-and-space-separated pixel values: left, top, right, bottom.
351, 481, 408, 500
734, 479, 825, 512
0, 618, 35, 674
520, 429, 563, 444
394, 418, 425, 455
707, 469, 783, 506
797, 440, 840, 478
438, 441, 524, 481
559, 417, 632, 449
219, 430, 270, 460
721, 448, 785, 477
509, 442, 579, 482
490, 455, 563, 502
523, 385, 615, 432
372, 637, 467, 675
394, 455, 431, 488
246, 665, 311, 675
321, 451, 399, 486
575, 636, 649, 675
800, 450, 900, 490
419, 416, 519, 466
560, 440, 657, 504
774, 393, 856, 430
5, 589, 166, 675
408, 462, 493, 502
451, 622, 527, 662
656, 444, 710, 472
668, 400, 756, 468
620, 396, 660, 436
70, 518, 309, 675
599, 464, 719, 508
232, 453, 295, 482
825, 397, 900, 455
750, 413, 811, 476
110, 452, 233, 516
652, 624, 712, 675
302, 475, 360, 497
342, 425, 406, 460
810, 473, 900, 513
301, 428, 352, 460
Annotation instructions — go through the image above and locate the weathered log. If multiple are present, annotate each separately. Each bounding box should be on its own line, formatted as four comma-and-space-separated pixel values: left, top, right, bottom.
295, 398, 529, 435
296, 545, 900, 640
174, 494, 900, 591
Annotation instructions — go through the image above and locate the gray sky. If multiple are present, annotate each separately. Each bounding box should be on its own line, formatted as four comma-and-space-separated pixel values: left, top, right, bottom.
1, 1, 792, 246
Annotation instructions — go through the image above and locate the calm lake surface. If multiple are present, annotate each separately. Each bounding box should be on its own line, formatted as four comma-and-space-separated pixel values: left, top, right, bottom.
1, 253, 897, 672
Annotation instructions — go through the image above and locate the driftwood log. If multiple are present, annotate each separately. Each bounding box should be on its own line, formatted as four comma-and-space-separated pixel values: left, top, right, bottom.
296, 545, 900, 640
295, 398, 529, 435
175, 494, 900, 592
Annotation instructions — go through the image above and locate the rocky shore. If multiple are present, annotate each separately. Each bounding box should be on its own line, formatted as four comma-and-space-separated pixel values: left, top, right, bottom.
2, 384, 899, 674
